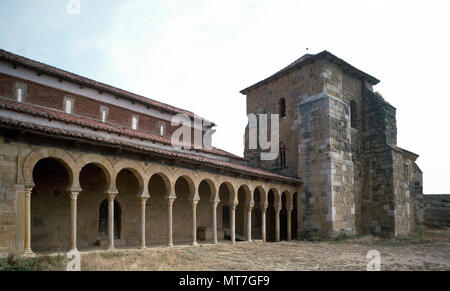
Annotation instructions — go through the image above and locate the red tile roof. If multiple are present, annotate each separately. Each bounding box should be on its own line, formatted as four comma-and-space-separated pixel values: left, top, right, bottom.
0, 97, 245, 161
0, 49, 214, 125
0, 98, 300, 183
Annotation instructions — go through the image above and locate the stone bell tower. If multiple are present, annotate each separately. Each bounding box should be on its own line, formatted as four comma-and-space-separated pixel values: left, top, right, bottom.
241, 50, 423, 239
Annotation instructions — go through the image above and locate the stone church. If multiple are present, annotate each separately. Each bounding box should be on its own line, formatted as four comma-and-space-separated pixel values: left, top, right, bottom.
0, 49, 422, 256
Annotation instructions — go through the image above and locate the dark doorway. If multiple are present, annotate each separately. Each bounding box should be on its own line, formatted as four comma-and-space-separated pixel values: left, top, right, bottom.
99, 199, 121, 239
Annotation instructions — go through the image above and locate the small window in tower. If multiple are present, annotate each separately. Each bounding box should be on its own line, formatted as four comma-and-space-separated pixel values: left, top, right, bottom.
132, 115, 139, 130
100, 106, 108, 123
279, 98, 286, 118
350, 100, 357, 128
279, 143, 286, 168
64, 98, 73, 114
17, 88, 23, 102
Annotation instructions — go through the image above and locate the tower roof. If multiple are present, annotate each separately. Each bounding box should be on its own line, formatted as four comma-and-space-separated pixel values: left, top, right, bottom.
240, 50, 380, 95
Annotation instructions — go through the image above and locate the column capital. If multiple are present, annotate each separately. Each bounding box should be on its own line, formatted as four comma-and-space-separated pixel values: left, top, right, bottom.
106, 192, 118, 201
140, 197, 148, 205
25, 186, 33, 197
166, 193, 176, 201
210, 200, 219, 207
190, 199, 199, 207
68, 190, 80, 201
275, 207, 282, 214
167, 197, 176, 207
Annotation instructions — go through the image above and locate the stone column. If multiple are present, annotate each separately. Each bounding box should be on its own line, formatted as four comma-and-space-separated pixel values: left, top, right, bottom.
261, 206, 267, 243
69, 190, 80, 252
167, 196, 175, 247
140, 197, 148, 249
211, 201, 219, 244
230, 204, 237, 244
275, 206, 281, 242
246, 205, 253, 242
24, 186, 33, 255
191, 200, 199, 247
106, 192, 117, 250
287, 207, 293, 241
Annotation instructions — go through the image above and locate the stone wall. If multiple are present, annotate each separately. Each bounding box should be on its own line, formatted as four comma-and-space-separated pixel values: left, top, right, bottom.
243, 56, 423, 239
298, 93, 356, 239
0, 136, 21, 255
423, 195, 450, 228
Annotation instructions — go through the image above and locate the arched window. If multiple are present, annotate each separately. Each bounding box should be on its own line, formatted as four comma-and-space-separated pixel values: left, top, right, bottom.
279, 143, 286, 168
350, 100, 357, 128
279, 98, 286, 118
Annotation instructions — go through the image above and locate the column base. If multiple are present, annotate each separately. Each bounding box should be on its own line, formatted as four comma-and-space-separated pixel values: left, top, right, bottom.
107, 246, 115, 251
140, 246, 147, 250
192, 242, 199, 247
23, 249, 35, 257
168, 243, 174, 247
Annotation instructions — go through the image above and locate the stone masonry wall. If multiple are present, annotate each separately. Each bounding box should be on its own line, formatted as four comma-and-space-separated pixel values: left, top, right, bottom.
298, 93, 355, 239
243, 56, 423, 239
0, 136, 21, 255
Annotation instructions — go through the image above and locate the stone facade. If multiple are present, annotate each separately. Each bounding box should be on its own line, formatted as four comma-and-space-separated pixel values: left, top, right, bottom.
242, 51, 423, 239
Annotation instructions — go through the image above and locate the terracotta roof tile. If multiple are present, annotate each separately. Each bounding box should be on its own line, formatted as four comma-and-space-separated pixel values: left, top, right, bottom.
0, 98, 245, 161
0, 107, 300, 183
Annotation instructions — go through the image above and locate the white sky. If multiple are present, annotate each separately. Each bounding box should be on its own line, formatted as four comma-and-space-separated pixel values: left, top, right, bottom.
0, 0, 449, 193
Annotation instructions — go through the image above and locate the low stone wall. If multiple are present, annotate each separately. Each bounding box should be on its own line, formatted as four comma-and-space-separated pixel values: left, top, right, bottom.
423, 195, 450, 228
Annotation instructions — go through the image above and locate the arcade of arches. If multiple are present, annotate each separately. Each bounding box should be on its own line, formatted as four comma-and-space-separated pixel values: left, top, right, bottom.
23, 148, 300, 254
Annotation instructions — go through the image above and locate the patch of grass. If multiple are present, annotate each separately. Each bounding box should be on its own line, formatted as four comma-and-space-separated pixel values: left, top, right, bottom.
0, 255, 66, 271
98, 251, 126, 259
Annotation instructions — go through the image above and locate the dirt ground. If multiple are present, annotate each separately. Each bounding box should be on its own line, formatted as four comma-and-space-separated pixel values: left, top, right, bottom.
2, 227, 449, 271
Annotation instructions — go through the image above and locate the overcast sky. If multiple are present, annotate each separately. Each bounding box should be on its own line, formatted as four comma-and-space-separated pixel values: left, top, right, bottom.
0, 0, 449, 194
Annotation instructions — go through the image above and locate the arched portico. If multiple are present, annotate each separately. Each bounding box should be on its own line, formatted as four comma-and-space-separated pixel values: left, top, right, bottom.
20, 148, 301, 254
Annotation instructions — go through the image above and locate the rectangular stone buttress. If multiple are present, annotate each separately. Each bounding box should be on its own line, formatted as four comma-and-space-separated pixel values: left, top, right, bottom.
298, 93, 356, 239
